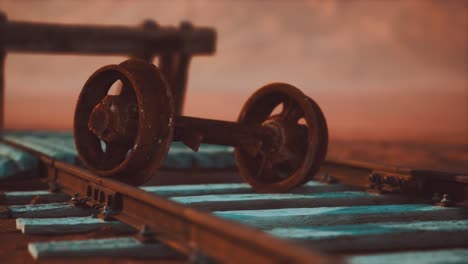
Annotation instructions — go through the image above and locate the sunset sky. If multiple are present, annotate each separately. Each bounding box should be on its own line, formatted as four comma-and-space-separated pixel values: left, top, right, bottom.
0, 0, 467, 144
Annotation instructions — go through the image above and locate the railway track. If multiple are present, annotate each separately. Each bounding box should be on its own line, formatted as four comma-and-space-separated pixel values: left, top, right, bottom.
1, 15, 467, 263
1, 132, 467, 263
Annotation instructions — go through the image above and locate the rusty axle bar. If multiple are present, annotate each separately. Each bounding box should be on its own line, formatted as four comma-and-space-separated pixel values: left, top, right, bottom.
2, 20, 215, 55
174, 115, 273, 151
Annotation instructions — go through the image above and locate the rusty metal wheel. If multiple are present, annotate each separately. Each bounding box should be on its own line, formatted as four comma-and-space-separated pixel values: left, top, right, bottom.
74, 59, 174, 185
234, 83, 328, 192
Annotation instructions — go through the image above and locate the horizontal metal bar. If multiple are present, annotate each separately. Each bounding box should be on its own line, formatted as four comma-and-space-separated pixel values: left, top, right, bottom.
174, 115, 268, 147
0, 17, 216, 55
0, 138, 334, 264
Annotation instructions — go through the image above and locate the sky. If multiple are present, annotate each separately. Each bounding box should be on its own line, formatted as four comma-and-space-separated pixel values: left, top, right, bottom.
0, 0, 467, 144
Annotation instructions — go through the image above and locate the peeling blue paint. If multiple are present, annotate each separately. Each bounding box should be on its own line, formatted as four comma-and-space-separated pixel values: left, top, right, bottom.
269, 220, 468, 239
1, 131, 237, 179
349, 249, 468, 264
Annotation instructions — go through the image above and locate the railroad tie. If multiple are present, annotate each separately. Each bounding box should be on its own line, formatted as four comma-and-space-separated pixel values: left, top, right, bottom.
28, 237, 182, 259
16, 216, 134, 235
348, 249, 468, 264
215, 204, 468, 229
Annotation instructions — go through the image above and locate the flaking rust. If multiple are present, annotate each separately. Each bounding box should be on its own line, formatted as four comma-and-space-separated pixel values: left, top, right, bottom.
74, 59, 328, 192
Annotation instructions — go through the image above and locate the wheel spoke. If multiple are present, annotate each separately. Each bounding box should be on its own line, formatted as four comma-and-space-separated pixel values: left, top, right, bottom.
100, 141, 131, 169
281, 98, 302, 123
283, 124, 308, 170
255, 152, 281, 182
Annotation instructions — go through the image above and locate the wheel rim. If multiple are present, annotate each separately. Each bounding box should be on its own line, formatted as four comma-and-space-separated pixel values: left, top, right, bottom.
235, 83, 328, 192
74, 59, 174, 185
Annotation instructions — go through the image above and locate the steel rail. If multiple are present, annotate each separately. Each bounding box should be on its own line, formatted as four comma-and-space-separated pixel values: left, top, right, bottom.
321, 159, 468, 205
0, 138, 338, 264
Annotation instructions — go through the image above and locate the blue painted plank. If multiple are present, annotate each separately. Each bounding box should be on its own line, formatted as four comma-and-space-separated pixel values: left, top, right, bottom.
17, 216, 133, 235
269, 220, 468, 253
171, 191, 412, 211
142, 181, 356, 197
3, 134, 77, 164
215, 204, 468, 229
2, 131, 236, 171
348, 249, 468, 264
270, 220, 468, 239
1, 202, 92, 219
2, 190, 69, 205
28, 237, 180, 259
0, 143, 38, 179
142, 183, 252, 196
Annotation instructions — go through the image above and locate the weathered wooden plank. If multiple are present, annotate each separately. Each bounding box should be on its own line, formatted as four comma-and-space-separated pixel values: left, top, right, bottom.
0, 142, 38, 178
3, 132, 237, 169
215, 204, 468, 229
172, 191, 413, 211
3, 135, 77, 163
142, 183, 252, 196
1, 190, 69, 205
165, 142, 235, 169
348, 249, 468, 264
269, 220, 468, 253
0, 202, 92, 219
16, 216, 134, 235
28, 237, 181, 259
19, 135, 78, 156
0, 155, 17, 178
143, 181, 356, 197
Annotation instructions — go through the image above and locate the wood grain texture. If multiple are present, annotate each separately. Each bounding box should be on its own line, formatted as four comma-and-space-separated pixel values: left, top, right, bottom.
0, 142, 38, 179
216, 204, 468, 229
2, 132, 236, 173
16, 216, 134, 235
28, 237, 181, 259
172, 191, 413, 211
347, 249, 468, 264
2, 190, 69, 205
1, 202, 92, 219
269, 220, 468, 253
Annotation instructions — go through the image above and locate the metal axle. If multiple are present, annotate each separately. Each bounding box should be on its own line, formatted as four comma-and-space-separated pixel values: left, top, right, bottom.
173, 115, 280, 155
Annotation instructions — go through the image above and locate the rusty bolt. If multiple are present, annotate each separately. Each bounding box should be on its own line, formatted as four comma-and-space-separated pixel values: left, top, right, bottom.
441, 194, 452, 207
70, 193, 80, 206
100, 206, 115, 220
